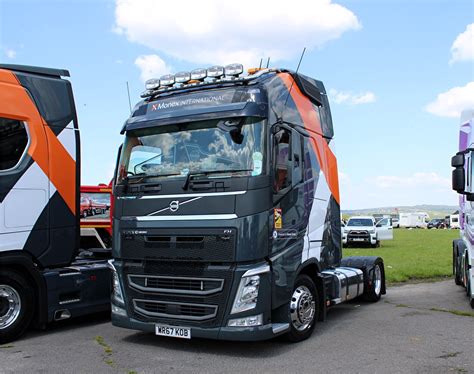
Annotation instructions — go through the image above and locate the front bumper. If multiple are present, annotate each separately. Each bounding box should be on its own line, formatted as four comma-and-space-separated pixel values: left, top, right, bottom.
111, 311, 287, 341
343, 235, 377, 245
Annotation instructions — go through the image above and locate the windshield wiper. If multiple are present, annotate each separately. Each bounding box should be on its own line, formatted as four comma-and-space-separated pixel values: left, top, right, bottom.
125, 172, 181, 183
182, 169, 253, 190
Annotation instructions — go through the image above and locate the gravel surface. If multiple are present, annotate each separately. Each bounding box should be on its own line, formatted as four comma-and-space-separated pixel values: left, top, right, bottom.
1, 280, 473, 373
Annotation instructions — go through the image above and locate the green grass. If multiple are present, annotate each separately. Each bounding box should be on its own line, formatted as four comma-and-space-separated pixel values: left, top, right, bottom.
344, 229, 459, 283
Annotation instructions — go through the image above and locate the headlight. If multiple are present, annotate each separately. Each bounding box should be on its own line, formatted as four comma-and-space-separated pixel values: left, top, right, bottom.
108, 260, 125, 305
368, 229, 375, 234
231, 275, 261, 314
344, 229, 349, 233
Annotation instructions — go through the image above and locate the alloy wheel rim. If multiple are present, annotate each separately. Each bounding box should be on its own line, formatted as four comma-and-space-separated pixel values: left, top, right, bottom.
290, 285, 316, 331
0, 285, 21, 330
374, 265, 382, 296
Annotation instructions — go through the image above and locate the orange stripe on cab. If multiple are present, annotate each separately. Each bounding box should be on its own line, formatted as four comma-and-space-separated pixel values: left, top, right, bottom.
278, 73, 340, 204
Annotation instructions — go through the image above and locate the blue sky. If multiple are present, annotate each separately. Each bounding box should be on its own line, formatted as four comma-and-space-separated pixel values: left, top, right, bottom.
1, 0, 473, 209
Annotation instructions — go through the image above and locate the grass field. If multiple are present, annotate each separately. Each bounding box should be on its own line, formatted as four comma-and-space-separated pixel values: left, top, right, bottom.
343, 229, 460, 283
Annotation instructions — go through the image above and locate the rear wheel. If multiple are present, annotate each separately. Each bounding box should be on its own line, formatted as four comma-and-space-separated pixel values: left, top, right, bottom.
285, 275, 318, 342
364, 262, 384, 302
454, 248, 463, 286
0, 270, 35, 343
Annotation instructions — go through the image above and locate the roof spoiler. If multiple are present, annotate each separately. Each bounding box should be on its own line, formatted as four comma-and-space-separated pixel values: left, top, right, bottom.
0, 64, 70, 78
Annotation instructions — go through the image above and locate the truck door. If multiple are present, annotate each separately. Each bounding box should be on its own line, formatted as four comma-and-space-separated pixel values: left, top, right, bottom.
376, 218, 393, 240
0, 69, 50, 254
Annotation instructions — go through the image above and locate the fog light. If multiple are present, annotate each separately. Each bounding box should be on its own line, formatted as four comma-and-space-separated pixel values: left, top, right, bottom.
160, 74, 175, 86
224, 63, 243, 77
191, 68, 207, 81
175, 71, 191, 83
228, 314, 263, 327
111, 304, 127, 317
145, 78, 160, 90
207, 65, 224, 78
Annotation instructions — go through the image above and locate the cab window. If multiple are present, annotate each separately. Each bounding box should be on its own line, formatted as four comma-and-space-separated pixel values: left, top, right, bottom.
273, 128, 291, 192
0, 117, 29, 171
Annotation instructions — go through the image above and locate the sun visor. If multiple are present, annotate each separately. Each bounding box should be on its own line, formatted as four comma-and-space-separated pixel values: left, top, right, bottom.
122, 87, 267, 133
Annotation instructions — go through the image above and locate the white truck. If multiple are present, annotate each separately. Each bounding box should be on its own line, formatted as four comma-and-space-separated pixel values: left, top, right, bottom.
342, 216, 393, 248
451, 109, 474, 308
399, 212, 429, 228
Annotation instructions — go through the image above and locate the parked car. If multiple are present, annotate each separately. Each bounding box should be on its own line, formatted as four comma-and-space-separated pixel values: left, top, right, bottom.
342, 216, 393, 248
80, 196, 92, 218
427, 218, 446, 229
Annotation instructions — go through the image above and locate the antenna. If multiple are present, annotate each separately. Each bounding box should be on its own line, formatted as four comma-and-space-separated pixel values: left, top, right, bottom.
284, 47, 306, 106
258, 58, 263, 69
266, 57, 270, 68
126, 81, 132, 113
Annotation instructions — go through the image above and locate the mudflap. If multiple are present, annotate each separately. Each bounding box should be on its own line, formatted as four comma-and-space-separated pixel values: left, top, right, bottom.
340, 256, 386, 296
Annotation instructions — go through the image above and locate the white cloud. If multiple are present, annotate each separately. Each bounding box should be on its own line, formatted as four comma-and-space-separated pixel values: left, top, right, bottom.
5, 49, 16, 59
329, 89, 376, 105
339, 172, 457, 210
114, 0, 360, 67
134, 54, 172, 82
425, 81, 474, 118
450, 23, 474, 64
371, 172, 450, 189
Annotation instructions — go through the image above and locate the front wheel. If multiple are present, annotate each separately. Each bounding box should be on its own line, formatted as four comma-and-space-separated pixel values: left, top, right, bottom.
285, 274, 318, 342
0, 270, 35, 343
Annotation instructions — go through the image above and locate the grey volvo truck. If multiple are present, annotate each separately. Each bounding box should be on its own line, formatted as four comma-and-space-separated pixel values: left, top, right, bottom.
110, 65, 386, 342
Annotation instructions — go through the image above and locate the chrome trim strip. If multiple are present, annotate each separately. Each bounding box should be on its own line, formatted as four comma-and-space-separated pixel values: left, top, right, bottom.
118, 190, 246, 199
242, 264, 270, 277
131, 214, 238, 221
128, 274, 224, 296
133, 299, 218, 321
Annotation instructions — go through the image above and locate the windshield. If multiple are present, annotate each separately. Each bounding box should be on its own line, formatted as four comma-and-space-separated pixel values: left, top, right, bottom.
347, 218, 373, 227
117, 118, 265, 183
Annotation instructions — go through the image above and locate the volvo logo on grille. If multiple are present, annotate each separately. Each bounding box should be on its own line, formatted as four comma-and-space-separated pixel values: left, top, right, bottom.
169, 200, 180, 212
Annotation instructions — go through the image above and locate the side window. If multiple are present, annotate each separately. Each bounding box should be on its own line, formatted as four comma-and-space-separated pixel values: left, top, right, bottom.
303, 137, 320, 181
0, 118, 29, 172
273, 128, 291, 192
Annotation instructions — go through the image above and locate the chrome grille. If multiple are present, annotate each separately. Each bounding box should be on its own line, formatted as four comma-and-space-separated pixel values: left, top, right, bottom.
133, 299, 218, 321
127, 274, 224, 296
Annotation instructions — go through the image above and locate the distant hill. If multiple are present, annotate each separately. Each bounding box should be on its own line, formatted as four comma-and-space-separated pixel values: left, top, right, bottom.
341, 205, 458, 219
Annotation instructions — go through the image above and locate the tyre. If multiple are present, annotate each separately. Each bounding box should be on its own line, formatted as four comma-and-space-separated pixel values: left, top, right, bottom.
285, 274, 318, 342
83, 210, 88, 218
343, 243, 348, 248
454, 248, 463, 286
0, 270, 35, 344
363, 261, 384, 302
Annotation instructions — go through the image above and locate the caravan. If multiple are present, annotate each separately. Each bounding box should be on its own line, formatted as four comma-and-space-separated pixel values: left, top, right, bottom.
399, 212, 429, 228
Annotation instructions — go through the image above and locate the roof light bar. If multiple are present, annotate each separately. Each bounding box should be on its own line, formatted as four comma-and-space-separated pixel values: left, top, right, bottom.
145, 78, 160, 90
175, 71, 191, 84
224, 63, 243, 77
160, 74, 175, 86
207, 65, 224, 78
190, 68, 207, 81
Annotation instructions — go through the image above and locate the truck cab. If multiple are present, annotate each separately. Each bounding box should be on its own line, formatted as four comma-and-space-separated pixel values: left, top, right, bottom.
0, 64, 111, 343
451, 109, 474, 308
110, 65, 386, 341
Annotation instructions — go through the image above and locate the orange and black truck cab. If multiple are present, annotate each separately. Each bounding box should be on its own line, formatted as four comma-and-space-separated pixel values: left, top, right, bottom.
0, 64, 111, 343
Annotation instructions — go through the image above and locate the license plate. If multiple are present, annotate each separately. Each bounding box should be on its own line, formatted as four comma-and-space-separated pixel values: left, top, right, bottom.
155, 324, 191, 339
353, 238, 365, 242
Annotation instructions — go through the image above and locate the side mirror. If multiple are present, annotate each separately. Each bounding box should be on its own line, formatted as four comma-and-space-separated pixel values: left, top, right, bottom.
451, 153, 464, 167
452, 167, 465, 193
